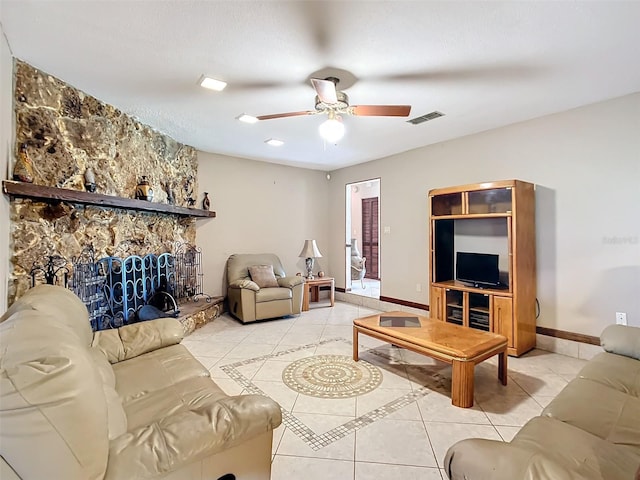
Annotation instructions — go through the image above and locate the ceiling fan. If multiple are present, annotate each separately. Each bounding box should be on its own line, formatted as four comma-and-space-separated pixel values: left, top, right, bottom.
255, 77, 411, 142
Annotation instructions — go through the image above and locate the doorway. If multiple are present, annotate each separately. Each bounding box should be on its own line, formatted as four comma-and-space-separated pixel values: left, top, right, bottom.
345, 179, 380, 299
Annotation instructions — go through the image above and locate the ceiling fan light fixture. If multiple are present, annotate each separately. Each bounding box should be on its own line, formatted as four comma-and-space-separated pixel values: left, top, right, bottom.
237, 114, 258, 124
319, 112, 345, 143
265, 138, 284, 147
198, 75, 227, 91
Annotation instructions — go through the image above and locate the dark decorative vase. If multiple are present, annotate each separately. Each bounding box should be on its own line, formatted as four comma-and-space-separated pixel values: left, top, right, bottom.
165, 184, 175, 205
135, 176, 154, 201
13, 143, 34, 183
202, 192, 210, 210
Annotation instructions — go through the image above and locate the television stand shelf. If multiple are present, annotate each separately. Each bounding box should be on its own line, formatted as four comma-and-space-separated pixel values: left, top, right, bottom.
432, 280, 513, 297
428, 180, 536, 357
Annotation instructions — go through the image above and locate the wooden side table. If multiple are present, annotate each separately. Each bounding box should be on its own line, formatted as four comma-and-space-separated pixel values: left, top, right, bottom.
302, 277, 335, 311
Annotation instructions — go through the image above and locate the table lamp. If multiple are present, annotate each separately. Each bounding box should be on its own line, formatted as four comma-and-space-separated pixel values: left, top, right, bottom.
298, 239, 322, 279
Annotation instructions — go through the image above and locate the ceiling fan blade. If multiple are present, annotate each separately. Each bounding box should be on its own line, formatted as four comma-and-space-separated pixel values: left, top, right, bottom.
256, 111, 316, 121
351, 105, 412, 117
310, 78, 338, 104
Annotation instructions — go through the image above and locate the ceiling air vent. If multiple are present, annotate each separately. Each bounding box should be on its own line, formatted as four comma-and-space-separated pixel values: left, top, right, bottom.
406, 111, 444, 125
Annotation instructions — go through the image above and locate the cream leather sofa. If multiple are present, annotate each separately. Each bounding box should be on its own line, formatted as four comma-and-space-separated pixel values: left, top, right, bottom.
226, 253, 304, 323
444, 324, 640, 480
0, 285, 282, 480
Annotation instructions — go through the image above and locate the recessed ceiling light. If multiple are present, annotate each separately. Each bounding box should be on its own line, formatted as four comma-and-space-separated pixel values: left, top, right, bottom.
198, 75, 227, 91
265, 138, 284, 147
237, 114, 258, 124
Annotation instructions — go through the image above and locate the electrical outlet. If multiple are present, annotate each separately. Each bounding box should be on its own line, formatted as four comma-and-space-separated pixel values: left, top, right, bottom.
416, 283, 422, 292
616, 312, 627, 325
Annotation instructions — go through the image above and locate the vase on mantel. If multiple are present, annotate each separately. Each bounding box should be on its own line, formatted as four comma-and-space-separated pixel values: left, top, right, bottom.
84, 167, 97, 192
13, 143, 34, 183
135, 176, 154, 201
202, 192, 210, 210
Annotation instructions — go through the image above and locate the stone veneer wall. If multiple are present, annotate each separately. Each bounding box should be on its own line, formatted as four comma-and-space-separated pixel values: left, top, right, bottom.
8, 60, 198, 304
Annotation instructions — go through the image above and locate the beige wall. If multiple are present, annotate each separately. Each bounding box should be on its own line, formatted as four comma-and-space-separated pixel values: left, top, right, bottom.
196, 152, 330, 297
0, 24, 13, 312
327, 93, 640, 336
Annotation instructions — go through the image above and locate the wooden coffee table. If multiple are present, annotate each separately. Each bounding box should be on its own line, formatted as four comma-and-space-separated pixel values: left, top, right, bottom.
353, 311, 508, 408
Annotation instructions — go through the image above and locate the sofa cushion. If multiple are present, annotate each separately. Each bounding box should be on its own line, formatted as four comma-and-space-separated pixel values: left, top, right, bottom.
255, 287, 292, 303
92, 317, 184, 363
112, 344, 210, 404
542, 377, 640, 454
577, 351, 640, 397
249, 264, 279, 288
0, 308, 109, 480
121, 376, 228, 430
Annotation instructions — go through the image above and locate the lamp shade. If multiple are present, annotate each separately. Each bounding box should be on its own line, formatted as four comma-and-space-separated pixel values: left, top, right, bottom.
318, 114, 345, 143
298, 239, 323, 258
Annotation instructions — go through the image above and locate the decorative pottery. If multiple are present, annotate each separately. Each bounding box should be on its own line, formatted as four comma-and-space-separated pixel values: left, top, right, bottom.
13, 143, 34, 183
84, 167, 97, 192
165, 184, 175, 205
202, 192, 210, 210
135, 176, 154, 201
318, 271, 325, 277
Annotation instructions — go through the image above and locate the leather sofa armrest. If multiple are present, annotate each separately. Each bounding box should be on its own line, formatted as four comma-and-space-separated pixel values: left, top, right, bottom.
93, 317, 184, 364
278, 276, 305, 288
105, 394, 282, 479
228, 279, 260, 291
445, 438, 573, 480
600, 325, 640, 360
600, 324, 640, 360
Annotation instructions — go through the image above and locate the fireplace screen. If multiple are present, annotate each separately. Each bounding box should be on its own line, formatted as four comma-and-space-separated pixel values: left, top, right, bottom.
62, 243, 209, 330
98, 253, 175, 329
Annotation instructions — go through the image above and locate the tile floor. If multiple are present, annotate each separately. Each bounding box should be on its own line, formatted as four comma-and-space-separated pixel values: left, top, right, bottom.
182, 301, 587, 480
349, 278, 380, 299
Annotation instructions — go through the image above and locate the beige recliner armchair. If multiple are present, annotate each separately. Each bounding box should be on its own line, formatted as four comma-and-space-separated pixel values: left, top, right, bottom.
227, 253, 304, 323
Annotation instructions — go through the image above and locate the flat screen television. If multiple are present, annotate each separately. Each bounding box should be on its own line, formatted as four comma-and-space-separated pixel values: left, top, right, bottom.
456, 252, 500, 288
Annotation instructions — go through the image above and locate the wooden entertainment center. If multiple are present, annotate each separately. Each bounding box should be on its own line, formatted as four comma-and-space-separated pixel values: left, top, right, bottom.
428, 180, 536, 357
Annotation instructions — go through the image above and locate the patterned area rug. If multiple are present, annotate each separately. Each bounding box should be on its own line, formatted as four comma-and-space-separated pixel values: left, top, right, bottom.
282, 354, 382, 398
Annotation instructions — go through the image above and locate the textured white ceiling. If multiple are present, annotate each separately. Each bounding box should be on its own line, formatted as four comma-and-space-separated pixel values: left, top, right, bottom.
2, 1, 640, 170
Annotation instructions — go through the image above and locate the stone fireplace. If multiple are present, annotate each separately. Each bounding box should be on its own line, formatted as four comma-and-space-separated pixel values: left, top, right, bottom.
6, 60, 220, 331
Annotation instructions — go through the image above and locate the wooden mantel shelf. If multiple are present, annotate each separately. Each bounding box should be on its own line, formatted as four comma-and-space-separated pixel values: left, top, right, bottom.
2, 180, 216, 218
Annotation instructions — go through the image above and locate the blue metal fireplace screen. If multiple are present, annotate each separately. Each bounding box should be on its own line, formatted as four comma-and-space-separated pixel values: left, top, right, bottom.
65, 243, 209, 331
98, 253, 175, 329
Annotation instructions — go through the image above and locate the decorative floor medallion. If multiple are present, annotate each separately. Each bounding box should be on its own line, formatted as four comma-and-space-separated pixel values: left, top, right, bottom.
219, 338, 441, 450
282, 354, 382, 398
